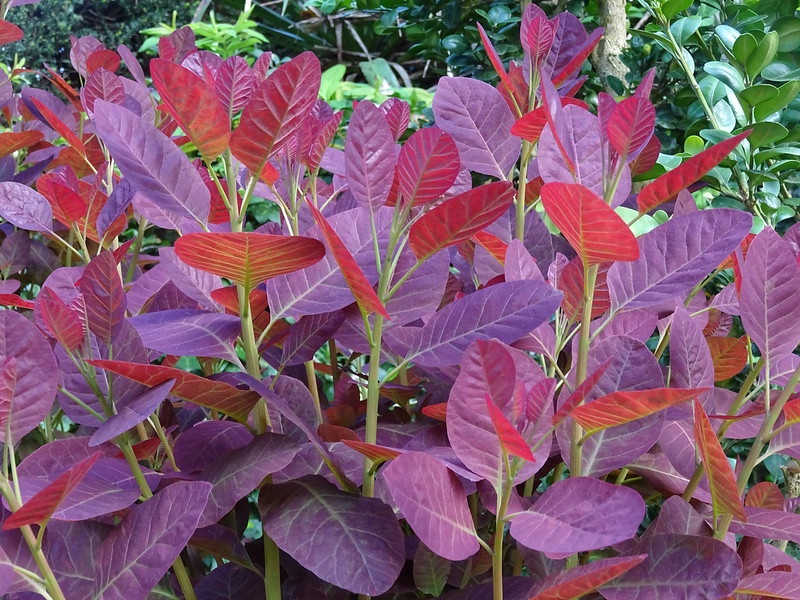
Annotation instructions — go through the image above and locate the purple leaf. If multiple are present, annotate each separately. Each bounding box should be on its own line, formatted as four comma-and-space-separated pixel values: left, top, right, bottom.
45, 520, 110, 599
266, 207, 390, 319
397, 280, 562, 367
599, 533, 742, 600
93, 100, 210, 225
96, 179, 134, 238
190, 524, 257, 573
0, 513, 37, 595
737, 572, 800, 599
413, 543, 451, 596
382, 451, 479, 561
432, 77, 520, 179
645, 496, 711, 538
89, 380, 175, 446
128, 309, 241, 361
0, 310, 58, 445
173, 421, 253, 473
669, 306, 714, 389
607, 210, 752, 310
385, 246, 450, 326
197, 433, 299, 527
195, 563, 264, 600
79, 250, 127, 344
728, 507, 800, 542
510, 477, 644, 554
260, 475, 404, 595
345, 101, 396, 209
281, 310, 346, 366
0, 181, 53, 232
739, 227, 800, 361
93, 481, 210, 600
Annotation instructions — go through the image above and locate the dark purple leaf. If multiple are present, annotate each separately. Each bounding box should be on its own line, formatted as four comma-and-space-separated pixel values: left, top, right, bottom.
96, 179, 134, 238
259, 475, 404, 596
739, 227, 800, 361
281, 310, 346, 366
89, 380, 175, 446
45, 520, 110, 599
195, 563, 264, 600
382, 451, 479, 561
396, 280, 562, 367
510, 477, 644, 554
93, 481, 211, 600
345, 100, 396, 209
93, 100, 210, 225
607, 210, 752, 310
599, 533, 742, 600
173, 421, 253, 473
0, 310, 58, 444
128, 309, 241, 361
197, 433, 299, 527
413, 543, 451, 596
432, 77, 520, 179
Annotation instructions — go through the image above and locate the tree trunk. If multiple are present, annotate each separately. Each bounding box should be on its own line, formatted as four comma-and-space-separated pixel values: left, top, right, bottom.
593, 0, 630, 93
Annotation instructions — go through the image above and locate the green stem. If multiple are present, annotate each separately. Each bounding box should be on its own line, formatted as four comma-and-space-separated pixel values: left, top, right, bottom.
305, 361, 323, 425
124, 219, 148, 284
363, 315, 385, 498
515, 142, 532, 241
492, 468, 513, 600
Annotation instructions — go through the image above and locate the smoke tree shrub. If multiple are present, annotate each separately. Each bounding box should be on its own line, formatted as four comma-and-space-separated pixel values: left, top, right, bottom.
0, 3, 799, 600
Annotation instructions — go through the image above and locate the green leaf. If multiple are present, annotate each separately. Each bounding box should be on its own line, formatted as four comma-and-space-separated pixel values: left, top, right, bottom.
746, 31, 779, 81
732, 33, 757, 70
661, 0, 693, 20
773, 16, 800, 53
320, 65, 346, 100
743, 121, 789, 147
704, 61, 745, 92
754, 81, 800, 120
713, 100, 736, 132
738, 84, 779, 109
670, 16, 702, 45
715, 25, 740, 51
761, 59, 800, 82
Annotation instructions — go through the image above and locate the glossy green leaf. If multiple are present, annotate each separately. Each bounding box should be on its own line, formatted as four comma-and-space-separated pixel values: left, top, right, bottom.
704, 61, 745, 93
746, 31, 779, 81
774, 16, 800, 52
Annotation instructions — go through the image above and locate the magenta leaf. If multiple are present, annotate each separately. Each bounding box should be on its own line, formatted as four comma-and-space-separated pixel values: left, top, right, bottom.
197, 433, 299, 528
607, 209, 752, 310
259, 475, 404, 596
128, 309, 241, 361
215, 55, 255, 117
0, 310, 59, 445
78, 250, 127, 344
0, 181, 53, 232
739, 227, 800, 361
669, 306, 714, 389
432, 77, 520, 179
89, 380, 175, 447
599, 534, 742, 600
383, 451, 479, 561
397, 280, 562, 367
345, 100, 396, 209
509, 477, 644, 554
44, 520, 110, 599
93, 100, 210, 225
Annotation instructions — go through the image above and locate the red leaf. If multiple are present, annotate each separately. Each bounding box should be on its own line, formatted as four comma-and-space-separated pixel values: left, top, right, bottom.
510, 98, 587, 144
230, 52, 320, 177
85, 49, 120, 75
0, 131, 43, 157
541, 182, 639, 265
629, 132, 661, 176
2, 452, 100, 530
396, 127, 460, 206
409, 181, 515, 260
522, 13, 555, 64
529, 555, 648, 600
707, 336, 748, 382
29, 97, 85, 155
36, 175, 87, 226
607, 96, 656, 159
693, 400, 747, 522
421, 403, 447, 422
306, 201, 389, 318
745, 482, 784, 511
174, 232, 325, 291
485, 394, 535, 462
81, 67, 125, 115
0, 294, 34, 310
472, 231, 509, 266
341, 440, 402, 462
476, 23, 520, 113
0, 21, 23, 45
573, 387, 707, 435
35, 287, 84, 352
557, 258, 610, 321
88, 359, 260, 422
552, 360, 612, 427
637, 131, 749, 213
552, 28, 603, 86
150, 59, 231, 160
318, 424, 360, 443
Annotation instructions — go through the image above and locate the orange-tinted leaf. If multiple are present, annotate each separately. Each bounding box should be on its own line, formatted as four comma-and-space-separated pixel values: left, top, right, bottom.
2, 451, 100, 530
150, 59, 231, 160
472, 231, 508, 266
29, 98, 85, 155
745, 482, 783, 510
573, 388, 707, 435
552, 360, 612, 427
693, 400, 747, 522
342, 439, 402, 462
485, 394, 534, 462
306, 201, 389, 318
174, 232, 325, 291
542, 182, 639, 266
637, 132, 749, 213
510, 98, 587, 144
422, 403, 447, 422
88, 360, 260, 422
0, 21, 23, 45
409, 181, 515, 260
0, 131, 43, 157
707, 336, 748, 382
529, 555, 647, 600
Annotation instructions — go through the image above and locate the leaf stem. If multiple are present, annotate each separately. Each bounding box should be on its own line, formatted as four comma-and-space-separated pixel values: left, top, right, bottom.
363, 315, 385, 498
